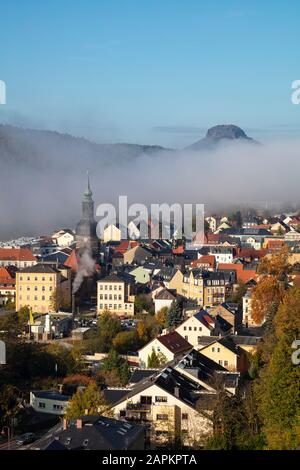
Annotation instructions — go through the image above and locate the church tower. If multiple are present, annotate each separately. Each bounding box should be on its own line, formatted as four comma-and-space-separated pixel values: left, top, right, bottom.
75, 172, 99, 256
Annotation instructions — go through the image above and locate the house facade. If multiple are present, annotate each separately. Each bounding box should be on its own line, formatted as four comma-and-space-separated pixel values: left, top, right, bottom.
97, 273, 135, 317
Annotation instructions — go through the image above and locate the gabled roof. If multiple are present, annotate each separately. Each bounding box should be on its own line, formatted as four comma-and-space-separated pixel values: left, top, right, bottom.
154, 288, 176, 301
18, 263, 60, 274
129, 369, 159, 384
35, 415, 144, 450
98, 272, 135, 284
157, 331, 192, 354
0, 247, 36, 262
200, 337, 243, 356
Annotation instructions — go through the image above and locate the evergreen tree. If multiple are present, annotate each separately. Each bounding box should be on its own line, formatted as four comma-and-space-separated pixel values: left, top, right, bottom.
166, 301, 182, 328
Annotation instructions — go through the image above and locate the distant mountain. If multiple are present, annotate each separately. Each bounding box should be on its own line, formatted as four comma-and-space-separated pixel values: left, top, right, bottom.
186, 124, 258, 151
0, 124, 171, 170
0, 123, 259, 171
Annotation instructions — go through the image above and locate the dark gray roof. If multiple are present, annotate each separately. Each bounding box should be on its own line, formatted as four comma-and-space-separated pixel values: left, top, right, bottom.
34, 415, 144, 450
231, 335, 261, 346
155, 288, 176, 301
20, 264, 60, 274
98, 272, 135, 284
129, 369, 159, 385
103, 388, 131, 405
32, 390, 70, 402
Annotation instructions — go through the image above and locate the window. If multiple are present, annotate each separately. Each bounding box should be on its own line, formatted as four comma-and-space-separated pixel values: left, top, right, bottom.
34, 276, 38, 281
182, 413, 188, 420
183, 326, 187, 331
53, 404, 63, 410
194, 327, 197, 331
212, 347, 215, 352
155, 396, 167, 403
217, 347, 220, 353
156, 414, 168, 421
224, 360, 229, 367
34, 286, 38, 291
38, 402, 46, 409
42, 277, 45, 281
199, 326, 202, 331
219, 360, 223, 365
185, 336, 188, 341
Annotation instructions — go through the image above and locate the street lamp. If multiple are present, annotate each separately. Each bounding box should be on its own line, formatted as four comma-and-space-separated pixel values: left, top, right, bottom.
1, 426, 11, 450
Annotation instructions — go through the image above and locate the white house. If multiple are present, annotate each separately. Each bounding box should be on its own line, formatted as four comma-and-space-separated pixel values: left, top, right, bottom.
30, 390, 70, 415
175, 311, 214, 347
154, 288, 176, 314
111, 366, 213, 447
138, 331, 191, 368
52, 229, 75, 247
208, 246, 234, 264
103, 224, 121, 243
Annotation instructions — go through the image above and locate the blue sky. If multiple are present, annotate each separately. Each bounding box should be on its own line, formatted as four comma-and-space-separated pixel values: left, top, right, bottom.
1, 0, 300, 147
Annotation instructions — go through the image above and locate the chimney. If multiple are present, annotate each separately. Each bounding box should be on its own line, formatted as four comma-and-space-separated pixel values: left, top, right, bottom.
174, 386, 180, 398
76, 418, 83, 429
63, 418, 68, 430
72, 293, 76, 316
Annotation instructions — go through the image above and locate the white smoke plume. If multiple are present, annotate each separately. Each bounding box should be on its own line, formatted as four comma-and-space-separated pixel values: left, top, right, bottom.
72, 249, 95, 294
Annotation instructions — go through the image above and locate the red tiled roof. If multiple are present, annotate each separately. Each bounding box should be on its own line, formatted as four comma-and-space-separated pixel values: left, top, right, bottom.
64, 250, 79, 272
0, 266, 17, 285
218, 263, 257, 283
0, 248, 36, 262
114, 240, 139, 254
236, 248, 267, 259
158, 331, 192, 354
172, 246, 184, 254
191, 255, 216, 268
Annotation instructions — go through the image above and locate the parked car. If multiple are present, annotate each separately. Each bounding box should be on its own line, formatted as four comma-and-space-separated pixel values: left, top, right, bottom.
16, 433, 36, 445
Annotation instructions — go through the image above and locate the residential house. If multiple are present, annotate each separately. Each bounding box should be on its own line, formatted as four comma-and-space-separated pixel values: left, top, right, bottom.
30, 390, 70, 415
152, 267, 183, 292
32, 415, 145, 450
123, 245, 153, 265
179, 269, 226, 308
208, 246, 234, 264
103, 224, 122, 243
175, 311, 213, 346
111, 366, 214, 447
138, 331, 192, 368
0, 266, 17, 306
16, 263, 71, 314
198, 337, 249, 373
0, 247, 36, 269
208, 302, 241, 332
51, 229, 75, 248
190, 255, 216, 270
97, 273, 136, 317
154, 288, 177, 314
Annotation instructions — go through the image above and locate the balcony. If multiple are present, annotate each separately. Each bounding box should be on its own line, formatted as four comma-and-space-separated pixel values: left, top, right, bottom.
126, 402, 151, 411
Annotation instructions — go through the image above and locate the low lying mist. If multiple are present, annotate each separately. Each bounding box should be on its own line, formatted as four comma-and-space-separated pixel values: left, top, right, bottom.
0, 126, 299, 239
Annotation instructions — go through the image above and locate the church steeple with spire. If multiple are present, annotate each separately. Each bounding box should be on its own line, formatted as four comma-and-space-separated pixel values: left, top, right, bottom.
75, 172, 99, 256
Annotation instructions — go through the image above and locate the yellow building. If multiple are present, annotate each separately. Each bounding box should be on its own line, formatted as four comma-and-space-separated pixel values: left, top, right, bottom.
97, 273, 135, 317
16, 263, 71, 314
179, 269, 225, 308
